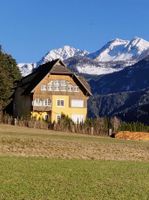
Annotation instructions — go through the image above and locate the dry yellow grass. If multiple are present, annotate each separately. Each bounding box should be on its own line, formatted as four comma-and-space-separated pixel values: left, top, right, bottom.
0, 124, 149, 161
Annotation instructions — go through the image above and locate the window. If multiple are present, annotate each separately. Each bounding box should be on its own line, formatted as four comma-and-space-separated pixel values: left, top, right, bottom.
55, 86, 60, 91
41, 84, 46, 91
42, 99, 46, 106
56, 114, 61, 122
47, 85, 52, 91
68, 85, 73, 92
32, 98, 40, 106
60, 80, 66, 86
47, 99, 51, 106
60, 86, 67, 91
44, 99, 49, 106
57, 99, 64, 107
53, 80, 59, 86
45, 80, 79, 92
71, 114, 84, 123
71, 100, 84, 107
32, 98, 51, 107
51, 86, 55, 91
73, 86, 79, 92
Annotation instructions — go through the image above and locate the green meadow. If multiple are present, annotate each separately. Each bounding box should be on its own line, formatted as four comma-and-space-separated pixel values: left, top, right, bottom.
0, 124, 149, 200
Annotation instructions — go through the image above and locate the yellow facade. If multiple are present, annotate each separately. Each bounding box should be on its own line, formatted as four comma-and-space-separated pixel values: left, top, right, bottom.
31, 94, 87, 123
51, 95, 87, 123
31, 73, 89, 123
31, 95, 87, 123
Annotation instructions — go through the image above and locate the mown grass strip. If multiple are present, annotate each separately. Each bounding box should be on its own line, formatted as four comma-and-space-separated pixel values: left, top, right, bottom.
0, 157, 149, 200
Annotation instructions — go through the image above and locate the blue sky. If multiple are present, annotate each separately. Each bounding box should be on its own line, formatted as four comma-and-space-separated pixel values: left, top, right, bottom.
0, 0, 149, 63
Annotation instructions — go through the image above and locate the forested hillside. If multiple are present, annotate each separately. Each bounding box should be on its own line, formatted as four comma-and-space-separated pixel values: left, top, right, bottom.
87, 56, 149, 124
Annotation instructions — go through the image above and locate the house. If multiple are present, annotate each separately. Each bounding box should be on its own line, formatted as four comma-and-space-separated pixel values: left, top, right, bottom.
13, 59, 92, 123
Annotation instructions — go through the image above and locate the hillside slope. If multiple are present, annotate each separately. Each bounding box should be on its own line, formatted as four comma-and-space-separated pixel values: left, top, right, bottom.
89, 56, 149, 94
88, 56, 149, 124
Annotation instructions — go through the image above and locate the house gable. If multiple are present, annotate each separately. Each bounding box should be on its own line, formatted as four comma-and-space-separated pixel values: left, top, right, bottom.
21, 59, 91, 96
13, 59, 92, 122
33, 73, 86, 97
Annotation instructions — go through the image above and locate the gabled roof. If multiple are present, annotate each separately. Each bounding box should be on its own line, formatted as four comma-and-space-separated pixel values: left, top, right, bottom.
75, 75, 92, 96
17, 59, 92, 96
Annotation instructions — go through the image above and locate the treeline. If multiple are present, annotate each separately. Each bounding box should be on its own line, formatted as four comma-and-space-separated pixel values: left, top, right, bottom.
1, 114, 110, 136
119, 121, 149, 132
1, 114, 149, 136
0, 48, 21, 114
51, 115, 112, 135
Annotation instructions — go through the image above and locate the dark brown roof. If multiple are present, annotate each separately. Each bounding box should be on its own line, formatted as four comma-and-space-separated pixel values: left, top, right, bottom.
19, 59, 59, 94
75, 76, 92, 95
50, 60, 72, 74
17, 59, 92, 96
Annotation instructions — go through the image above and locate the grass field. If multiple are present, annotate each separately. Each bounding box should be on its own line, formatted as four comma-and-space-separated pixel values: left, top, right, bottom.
0, 124, 149, 200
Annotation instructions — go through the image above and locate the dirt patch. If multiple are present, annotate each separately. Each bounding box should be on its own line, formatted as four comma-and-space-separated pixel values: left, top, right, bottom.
116, 131, 149, 141
0, 136, 149, 161
0, 124, 149, 161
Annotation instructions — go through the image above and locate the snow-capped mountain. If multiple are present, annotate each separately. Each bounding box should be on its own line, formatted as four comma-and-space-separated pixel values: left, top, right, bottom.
18, 63, 37, 77
64, 56, 123, 75
88, 37, 149, 63
18, 37, 149, 76
18, 46, 88, 76
88, 38, 129, 61
38, 45, 89, 65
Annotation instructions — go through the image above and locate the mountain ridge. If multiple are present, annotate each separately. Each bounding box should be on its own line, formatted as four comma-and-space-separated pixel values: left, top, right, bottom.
18, 37, 149, 77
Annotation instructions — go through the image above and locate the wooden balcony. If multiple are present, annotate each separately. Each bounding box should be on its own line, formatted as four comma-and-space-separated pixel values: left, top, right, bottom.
32, 98, 52, 112
32, 105, 52, 112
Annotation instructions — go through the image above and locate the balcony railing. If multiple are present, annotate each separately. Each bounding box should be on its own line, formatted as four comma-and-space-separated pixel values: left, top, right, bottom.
32, 99, 52, 111
32, 105, 52, 112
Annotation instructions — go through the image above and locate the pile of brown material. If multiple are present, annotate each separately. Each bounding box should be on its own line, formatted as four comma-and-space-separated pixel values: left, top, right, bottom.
116, 131, 149, 141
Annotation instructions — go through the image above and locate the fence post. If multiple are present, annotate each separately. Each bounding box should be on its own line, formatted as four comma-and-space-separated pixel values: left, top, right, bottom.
108, 128, 112, 136
91, 127, 94, 135
14, 118, 17, 126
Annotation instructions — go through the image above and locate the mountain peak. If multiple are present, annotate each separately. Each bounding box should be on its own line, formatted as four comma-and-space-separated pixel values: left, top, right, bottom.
63, 45, 75, 49
106, 38, 129, 50
126, 37, 149, 54
37, 45, 89, 65
132, 36, 145, 41
88, 38, 129, 61
110, 38, 128, 44
129, 36, 149, 46
18, 37, 149, 77
88, 37, 149, 62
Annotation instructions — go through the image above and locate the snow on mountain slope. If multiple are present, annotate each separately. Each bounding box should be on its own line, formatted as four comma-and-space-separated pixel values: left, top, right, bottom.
76, 64, 120, 75
88, 37, 149, 62
38, 45, 89, 65
88, 38, 129, 61
64, 56, 123, 75
18, 37, 149, 76
18, 46, 88, 76
18, 63, 36, 76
